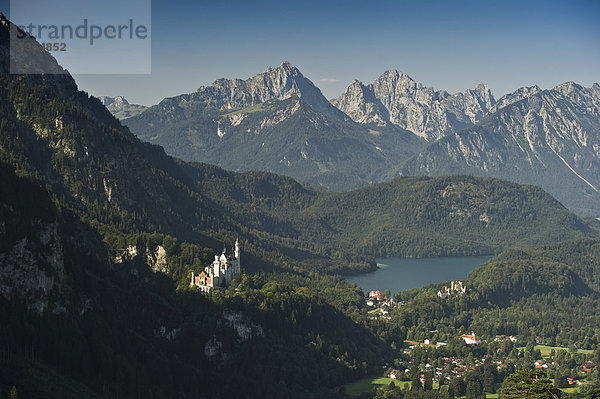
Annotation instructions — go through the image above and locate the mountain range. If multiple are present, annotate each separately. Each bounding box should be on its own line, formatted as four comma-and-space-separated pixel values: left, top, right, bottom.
122, 62, 425, 190
121, 63, 600, 216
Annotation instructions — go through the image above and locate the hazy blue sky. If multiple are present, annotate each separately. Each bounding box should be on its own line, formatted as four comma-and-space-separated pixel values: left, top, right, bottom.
2, 0, 599, 105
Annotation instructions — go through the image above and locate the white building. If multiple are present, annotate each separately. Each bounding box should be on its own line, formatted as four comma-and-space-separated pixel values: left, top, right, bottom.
437, 280, 467, 298
461, 333, 481, 344
191, 240, 241, 294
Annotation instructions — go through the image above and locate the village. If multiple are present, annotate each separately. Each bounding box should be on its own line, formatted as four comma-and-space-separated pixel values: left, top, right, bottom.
384, 333, 598, 390
361, 286, 599, 395
364, 281, 466, 320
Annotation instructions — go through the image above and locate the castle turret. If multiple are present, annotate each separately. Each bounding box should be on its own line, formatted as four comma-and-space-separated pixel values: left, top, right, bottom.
235, 238, 240, 261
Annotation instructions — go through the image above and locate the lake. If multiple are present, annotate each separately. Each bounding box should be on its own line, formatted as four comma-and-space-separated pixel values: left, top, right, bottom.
346, 256, 492, 296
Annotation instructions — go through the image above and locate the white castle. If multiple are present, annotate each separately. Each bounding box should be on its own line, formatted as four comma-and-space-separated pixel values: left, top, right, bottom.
191, 240, 241, 294
437, 280, 466, 298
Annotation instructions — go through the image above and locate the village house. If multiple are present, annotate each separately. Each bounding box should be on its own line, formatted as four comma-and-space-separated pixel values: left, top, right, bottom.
583, 361, 597, 373
535, 360, 549, 369
369, 290, 383, 301
494, 334, 518, 343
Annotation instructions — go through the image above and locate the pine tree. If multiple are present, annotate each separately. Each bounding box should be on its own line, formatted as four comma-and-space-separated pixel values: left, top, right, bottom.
466, 380, 482, 399
483, 365, 496, 393
423, 372, 433, 391
411, 371, 422, 391
586, 388, 600, 399
501, 369, 561, 399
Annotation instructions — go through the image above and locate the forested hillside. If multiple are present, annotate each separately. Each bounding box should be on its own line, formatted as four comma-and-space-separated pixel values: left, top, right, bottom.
0, 163, 391, 398
392, 238, 600, 348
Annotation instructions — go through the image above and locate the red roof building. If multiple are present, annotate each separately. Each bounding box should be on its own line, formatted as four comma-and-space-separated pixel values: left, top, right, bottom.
461, 333, 481, 344
369, 290, 383, 300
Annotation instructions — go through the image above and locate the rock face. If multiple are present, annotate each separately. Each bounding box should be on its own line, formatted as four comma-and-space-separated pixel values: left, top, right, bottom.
99, 96, 147, 119
402, 82, 600, 216
197, 61, 347, 119
124, 62, 425, 190
0, 222, 65, 313
488, 85, 542, 113
333, 70, 496, 141
0, 165, 79, 315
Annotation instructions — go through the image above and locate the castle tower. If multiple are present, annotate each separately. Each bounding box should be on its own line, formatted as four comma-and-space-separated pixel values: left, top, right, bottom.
234, 238, 241, 275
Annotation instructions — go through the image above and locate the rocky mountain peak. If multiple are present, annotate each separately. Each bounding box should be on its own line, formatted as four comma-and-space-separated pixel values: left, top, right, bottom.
553, 81, 584, 96
490, 85, 541, 113
589, 83, 600, 98
402, 79, 600, 215
196, 61, 344, 118
343, 80, 372, 99
374, 69, 425, 98
332, 79, 389, 125
276, 60, 298, 74
334, 69, 496, 140
99, 96, 129, 106
463, 84, 496, 111
380, 69, 415, 83
473, 84, 493, 99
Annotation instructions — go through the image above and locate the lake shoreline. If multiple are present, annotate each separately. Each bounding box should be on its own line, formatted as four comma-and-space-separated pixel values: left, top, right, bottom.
346, 256, 492, 296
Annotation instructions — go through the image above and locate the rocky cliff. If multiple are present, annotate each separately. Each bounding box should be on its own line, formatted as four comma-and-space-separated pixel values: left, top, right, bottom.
333, 69, 496, 141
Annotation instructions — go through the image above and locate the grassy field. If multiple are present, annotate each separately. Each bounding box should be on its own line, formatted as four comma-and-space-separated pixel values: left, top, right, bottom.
345, 377, 411, 396
519, 345, 594, 357
344, 376, 507, 398
344, 377, 446, 396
